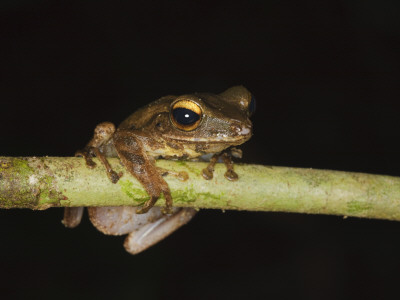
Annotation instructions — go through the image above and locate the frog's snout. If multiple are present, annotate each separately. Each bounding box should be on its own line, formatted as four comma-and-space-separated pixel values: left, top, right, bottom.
230, 121, 252, 137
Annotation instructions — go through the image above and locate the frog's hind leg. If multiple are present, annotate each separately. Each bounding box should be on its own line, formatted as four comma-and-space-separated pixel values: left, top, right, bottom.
113, 130, 173, 214
123, 208, 197, 255
88, 206, 197, 254
88, 206, 151, 235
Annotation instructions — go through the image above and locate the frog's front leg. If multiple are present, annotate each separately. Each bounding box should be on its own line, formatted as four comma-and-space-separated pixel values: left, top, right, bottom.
201, 149, 240, 181
63, 122, 121, 229
88, 206, 197, 254
113, 130, 173, 214
75, 122, 120, 183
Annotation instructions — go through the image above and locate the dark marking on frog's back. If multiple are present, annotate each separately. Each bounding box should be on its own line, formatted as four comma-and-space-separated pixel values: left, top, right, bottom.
119, 137, 141, 151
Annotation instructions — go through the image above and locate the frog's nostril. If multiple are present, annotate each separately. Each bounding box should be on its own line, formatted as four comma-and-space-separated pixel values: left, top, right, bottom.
230, 122, 252, 136
240, 125, 251, 135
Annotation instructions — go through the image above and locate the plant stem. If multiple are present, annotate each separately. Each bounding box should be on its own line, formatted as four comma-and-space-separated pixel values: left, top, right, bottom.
1, 156, 400, 221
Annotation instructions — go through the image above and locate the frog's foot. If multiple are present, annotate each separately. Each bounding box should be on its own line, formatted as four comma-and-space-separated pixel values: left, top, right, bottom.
161, 205, 173, 215
62, 207, 84, 228
76, 146, 120, 183
230, 147, 243, 159
221, 152, 238, 181
157, 167, 189, 181
160, 189, 173, 215
136, 196, 158, 214
123, 207, 197, 254
88, 206, 197, 254
92, 146, 121, 183
136, 188, 173, 215
201, 153, 219, 180
201, 150, 239, 181
75, 148, 97, 168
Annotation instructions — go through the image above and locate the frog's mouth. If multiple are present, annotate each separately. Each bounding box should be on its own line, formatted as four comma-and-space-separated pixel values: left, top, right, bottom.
197, 121, 252, 144
190, 135, 251, 144
166, 133, 252, 147
167, 125, 252, 144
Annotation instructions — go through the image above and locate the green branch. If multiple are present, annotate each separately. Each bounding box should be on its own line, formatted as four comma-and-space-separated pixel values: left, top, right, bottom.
1, 156, 400, 221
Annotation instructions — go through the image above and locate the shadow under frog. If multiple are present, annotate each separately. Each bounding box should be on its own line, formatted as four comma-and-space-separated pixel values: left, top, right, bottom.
63, 86, 255, 254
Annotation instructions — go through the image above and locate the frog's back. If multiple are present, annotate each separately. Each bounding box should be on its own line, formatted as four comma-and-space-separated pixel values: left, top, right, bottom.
118, 96, 175, 130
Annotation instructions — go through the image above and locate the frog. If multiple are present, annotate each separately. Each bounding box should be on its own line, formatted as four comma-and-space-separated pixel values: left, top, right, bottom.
62, 85, 255, 254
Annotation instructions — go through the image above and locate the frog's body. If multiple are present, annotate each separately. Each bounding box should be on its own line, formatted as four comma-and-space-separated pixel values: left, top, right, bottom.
63, 86, 254, 254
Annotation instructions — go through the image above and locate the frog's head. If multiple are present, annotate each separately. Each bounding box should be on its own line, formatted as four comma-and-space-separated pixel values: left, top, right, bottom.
162, 86, 254, 152
119, 86, 255, 156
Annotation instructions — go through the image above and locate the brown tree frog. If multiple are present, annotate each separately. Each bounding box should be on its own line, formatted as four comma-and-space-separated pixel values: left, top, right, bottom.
63, 86, 255, 254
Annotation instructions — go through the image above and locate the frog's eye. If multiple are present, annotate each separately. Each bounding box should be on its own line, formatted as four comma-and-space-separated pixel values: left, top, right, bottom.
248, 94, 256, 116
171, 100, 202, 131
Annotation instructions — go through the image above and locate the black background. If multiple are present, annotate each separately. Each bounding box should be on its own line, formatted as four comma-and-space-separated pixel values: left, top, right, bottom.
1, 1, 400, 299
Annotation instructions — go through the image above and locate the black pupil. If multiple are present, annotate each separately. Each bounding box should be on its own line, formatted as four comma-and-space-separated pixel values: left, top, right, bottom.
172, 107, 200, 125
249, 94, 256, 115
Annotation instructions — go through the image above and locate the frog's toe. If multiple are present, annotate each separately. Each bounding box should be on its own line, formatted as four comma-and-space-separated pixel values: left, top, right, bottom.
136, 206, 150, 214
136, 199, 156, 214
108, 170, 121, 184
62, 207, 84, 228
161, 206, 173, 215
86, 160, 97, 168
230, 147, 243, 159
75, 150, 97, 168
178, 171, 189, 181
201, 168, 214, 180
224, 170, 238, 181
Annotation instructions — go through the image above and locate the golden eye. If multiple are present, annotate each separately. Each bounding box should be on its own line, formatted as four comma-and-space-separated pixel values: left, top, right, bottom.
171, 100, 202, 131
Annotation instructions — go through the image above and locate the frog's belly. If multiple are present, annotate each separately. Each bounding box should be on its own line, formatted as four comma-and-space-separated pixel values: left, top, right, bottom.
145, 145, 201, 159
